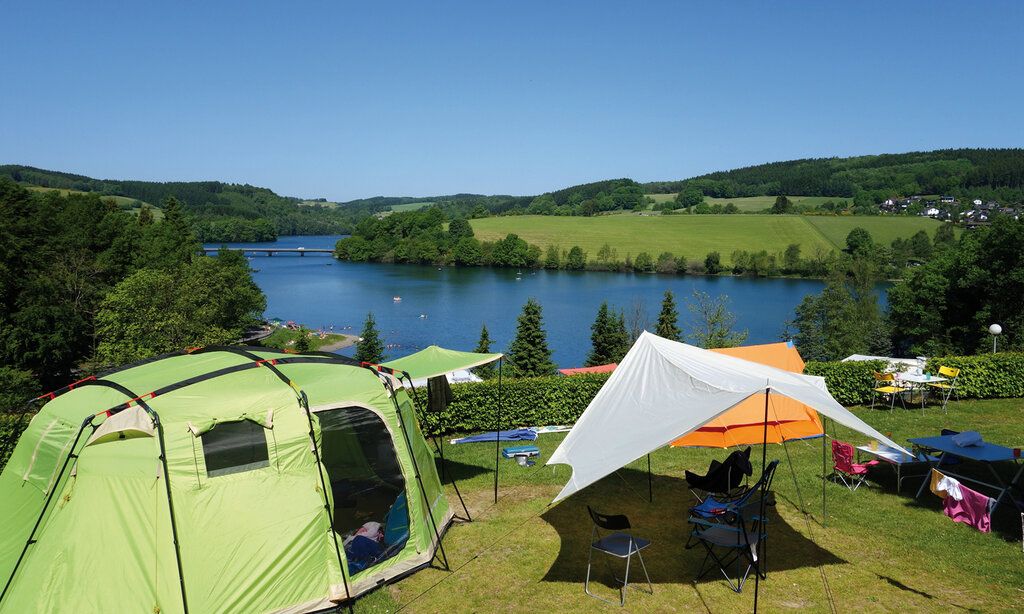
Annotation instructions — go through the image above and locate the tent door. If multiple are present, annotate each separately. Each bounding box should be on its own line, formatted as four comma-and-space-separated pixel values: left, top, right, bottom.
317, 406, 410, 576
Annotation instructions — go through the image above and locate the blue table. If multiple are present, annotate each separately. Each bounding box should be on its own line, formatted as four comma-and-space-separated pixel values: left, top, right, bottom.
910, 435, 1024, 513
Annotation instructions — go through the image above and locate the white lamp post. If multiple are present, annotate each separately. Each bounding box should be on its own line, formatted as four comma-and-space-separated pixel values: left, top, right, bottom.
989, 323, 1002, 354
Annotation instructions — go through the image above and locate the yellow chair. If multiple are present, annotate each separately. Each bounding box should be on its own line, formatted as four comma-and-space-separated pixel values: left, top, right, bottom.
871, 372, 907, 410
927, 366, 960, 412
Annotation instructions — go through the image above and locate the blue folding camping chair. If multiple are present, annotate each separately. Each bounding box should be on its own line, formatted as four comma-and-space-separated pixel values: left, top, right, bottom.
686, 460, 779, 592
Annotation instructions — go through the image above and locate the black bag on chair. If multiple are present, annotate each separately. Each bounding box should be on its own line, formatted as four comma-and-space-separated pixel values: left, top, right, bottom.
685, 447, 753, 497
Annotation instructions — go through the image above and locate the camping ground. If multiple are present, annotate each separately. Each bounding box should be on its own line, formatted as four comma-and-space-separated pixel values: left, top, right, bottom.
354, 398, 1024, 612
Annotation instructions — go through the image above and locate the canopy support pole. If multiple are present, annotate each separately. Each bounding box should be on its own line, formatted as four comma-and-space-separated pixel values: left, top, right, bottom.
647, 454, 653, 502
782, 438, 807, 515
494, 358, 503, 504
400, 372, 472, 523
754, 386, 769, 614
822, 418, 828, 527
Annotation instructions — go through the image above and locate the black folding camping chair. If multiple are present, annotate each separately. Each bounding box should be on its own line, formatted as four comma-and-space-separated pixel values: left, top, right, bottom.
686, 460, 779, 593
584, 506, 653, 606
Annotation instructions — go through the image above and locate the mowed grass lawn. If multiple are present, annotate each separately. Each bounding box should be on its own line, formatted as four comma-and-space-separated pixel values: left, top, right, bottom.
356, 398, 1024, 612
470, 215, 943, 264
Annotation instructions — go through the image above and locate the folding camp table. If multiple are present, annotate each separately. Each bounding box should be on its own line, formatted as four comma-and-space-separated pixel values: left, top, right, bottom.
894, 373, 947, 408
910, 435, 1024, 513
856, 444, 935, 493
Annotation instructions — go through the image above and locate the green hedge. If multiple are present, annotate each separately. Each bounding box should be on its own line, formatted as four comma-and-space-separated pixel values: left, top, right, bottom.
411, 373, 611, 436
804, 360, 887, 406
925, 352, 1024, 399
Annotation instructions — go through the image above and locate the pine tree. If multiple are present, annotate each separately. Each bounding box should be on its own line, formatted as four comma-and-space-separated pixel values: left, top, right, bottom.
656, 290, 681, 341
586, 302, 612, 366
473, 324, 495, 378
507, 298, 555, 376
610, 310, 630, 361
293, 327, 312, 353
354, 312, 386, 363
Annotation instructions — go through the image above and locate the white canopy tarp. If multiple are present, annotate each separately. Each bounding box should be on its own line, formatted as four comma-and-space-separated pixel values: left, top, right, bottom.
548, 331, 909, 503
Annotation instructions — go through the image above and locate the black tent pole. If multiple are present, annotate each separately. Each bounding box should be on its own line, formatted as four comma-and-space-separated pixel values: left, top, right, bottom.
380, 375, 450, 570
647, 454, 652, 502
822, 417, 827, 527
754, 385, 769, 614
494, 358, 503, 504
0, 414, 93, 605
400, 371, 471, 522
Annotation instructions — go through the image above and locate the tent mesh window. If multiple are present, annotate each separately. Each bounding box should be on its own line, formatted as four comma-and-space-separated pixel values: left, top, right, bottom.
200, 420, 270, 477
318, 407, 410, 575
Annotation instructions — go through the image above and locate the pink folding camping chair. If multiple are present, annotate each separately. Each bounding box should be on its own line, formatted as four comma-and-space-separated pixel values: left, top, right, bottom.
830, 440, 879, 491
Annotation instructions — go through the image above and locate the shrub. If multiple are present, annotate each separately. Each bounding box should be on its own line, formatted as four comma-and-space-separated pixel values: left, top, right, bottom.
411, 373, 610, 435
804, 360, 887, 405
925, 352, 1024, 399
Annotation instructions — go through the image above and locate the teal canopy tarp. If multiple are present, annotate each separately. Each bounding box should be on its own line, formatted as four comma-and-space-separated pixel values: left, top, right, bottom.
382, 345, 502, 381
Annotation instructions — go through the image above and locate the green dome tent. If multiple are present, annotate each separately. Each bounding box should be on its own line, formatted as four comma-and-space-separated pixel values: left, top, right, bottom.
0, 348, 452, 613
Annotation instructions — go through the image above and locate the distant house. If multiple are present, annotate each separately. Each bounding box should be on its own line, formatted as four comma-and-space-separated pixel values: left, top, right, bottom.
972, 199, 983, 206
924, 207, 940, 217
940, 195, 956, 204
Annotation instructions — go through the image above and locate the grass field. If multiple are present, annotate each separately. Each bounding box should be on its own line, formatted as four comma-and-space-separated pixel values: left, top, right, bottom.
24, 185, 162, 218
647, 194, 843, 212
353, 397, 1024, 612
390, 201, 435, 212
803, 216, 951, 250
469, 214, 943, 264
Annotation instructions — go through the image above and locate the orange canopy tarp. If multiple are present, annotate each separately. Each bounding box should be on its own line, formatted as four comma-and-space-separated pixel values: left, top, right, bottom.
670, 341, 823, 448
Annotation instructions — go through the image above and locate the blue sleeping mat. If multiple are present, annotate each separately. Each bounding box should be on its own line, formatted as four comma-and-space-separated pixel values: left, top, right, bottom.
451, 428, 538, 444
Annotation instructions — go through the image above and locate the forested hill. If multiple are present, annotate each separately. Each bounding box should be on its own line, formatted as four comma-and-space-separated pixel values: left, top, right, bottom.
0, 164, 364, 241
643, 148, 1024, 204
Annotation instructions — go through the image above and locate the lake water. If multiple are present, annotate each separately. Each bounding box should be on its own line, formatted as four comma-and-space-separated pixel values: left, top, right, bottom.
206, 235, 854, 367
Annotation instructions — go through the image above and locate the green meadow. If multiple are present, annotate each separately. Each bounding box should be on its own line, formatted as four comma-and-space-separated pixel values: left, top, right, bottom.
647, 194, 843, 212
469, 214, 943, 265
24, 186, 161, 219
390, 201, 436, 212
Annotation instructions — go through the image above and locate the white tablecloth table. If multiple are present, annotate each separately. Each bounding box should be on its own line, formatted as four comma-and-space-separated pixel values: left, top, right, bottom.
894, 373, 947, 407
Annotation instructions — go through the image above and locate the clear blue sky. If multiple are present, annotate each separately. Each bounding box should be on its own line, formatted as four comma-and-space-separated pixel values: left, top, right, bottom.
2, 1, 1022, 201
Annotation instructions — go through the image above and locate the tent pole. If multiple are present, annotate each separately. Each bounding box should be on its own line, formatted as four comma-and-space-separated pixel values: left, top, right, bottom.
782, 438, 807, 515
300, 392, 352, 602
403, 372, 471, 522
494, 358, 503, 504
647, 454, 653, 503
142, 401, 190, 614
822, 418, 827, 527
381, 377, 450, 571
0, 414, 94, 606
754, 386, 769, 614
